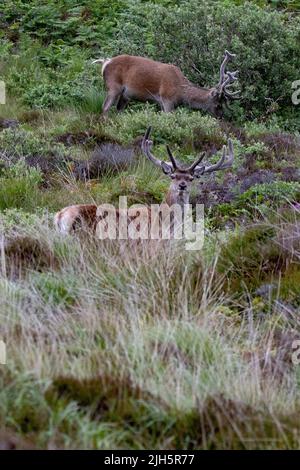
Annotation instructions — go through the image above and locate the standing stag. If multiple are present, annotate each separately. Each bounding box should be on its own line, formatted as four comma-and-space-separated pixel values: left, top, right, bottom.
54, 127, 234, 235
92, 51, 240, 117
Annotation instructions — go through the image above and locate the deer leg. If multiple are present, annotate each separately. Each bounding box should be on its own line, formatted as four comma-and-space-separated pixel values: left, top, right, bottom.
116, 94, 129, 112
102, 90, 122, 115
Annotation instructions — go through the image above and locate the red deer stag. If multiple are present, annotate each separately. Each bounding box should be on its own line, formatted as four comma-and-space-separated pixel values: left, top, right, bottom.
54, 127, 234, 235
92, 51, 240, 117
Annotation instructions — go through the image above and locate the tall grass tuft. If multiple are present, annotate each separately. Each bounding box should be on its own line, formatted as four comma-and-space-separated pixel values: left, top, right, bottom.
0, 211, 300, 449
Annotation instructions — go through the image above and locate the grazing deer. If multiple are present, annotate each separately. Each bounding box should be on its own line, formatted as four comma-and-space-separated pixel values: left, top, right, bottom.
54, 127, 234, 236
92, 50, 240, 117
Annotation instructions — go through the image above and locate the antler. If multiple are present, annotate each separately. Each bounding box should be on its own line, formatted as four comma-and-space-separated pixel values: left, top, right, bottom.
191, 142, 233, 175
142, 129, 233, 177
218, 73, 232, 98
223, 71, 241, 100
166, 145, 178, 170
226, 70, 239, 80
186, 152, 206, 172
217, 50, 236, 88
202, 139, 234, 174
216, 51, 240, 101
141, 127, 174, 172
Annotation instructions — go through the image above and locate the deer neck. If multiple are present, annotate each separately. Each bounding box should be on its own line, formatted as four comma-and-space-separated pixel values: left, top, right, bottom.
182, 84, 213, 111
165, 187, 190, 209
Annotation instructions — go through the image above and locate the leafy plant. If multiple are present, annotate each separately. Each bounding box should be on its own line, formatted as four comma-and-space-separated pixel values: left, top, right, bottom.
0, 128, 68, 158
108, 0, 300, 122
238, 181, 300, 208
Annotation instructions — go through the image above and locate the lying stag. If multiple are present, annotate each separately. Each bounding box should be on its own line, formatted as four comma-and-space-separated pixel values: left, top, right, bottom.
92, 50, 240, 117
54, 128, 234, 236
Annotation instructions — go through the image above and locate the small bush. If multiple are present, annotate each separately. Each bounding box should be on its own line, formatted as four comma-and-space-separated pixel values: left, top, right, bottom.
105, 108, 223, 149
237, 182, 300, 211
0, 128, 68, 160
3, 235, 58, 277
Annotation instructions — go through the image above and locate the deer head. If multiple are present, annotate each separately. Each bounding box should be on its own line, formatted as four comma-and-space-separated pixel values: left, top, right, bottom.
141, 127, 234, 206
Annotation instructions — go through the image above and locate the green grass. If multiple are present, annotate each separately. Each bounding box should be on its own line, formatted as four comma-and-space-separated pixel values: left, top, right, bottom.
1, 0, 300, 449
0, 215, 300, 449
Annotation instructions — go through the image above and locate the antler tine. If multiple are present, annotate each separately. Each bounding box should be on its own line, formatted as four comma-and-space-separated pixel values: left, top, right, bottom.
166, 145, 178, 170
224, 75, 241, 98
186, 151, 206, 172
141, 126, 152, 156
224, 138, 234, 167
217, 50, 236, 87
225, 50, 236, 60
224, 81, 238, 90
203, 139, 234, 174
224, 71, 238, 87
218, 74, 232, 98
141, 126, 163, 168
224, 89, 241, 99
225, 71, 239, 86
141, 127, 173, 171
144, 125, 152, 141
141, 126, 152, 154
227, 70, 239, 79
222, 71, 240, 99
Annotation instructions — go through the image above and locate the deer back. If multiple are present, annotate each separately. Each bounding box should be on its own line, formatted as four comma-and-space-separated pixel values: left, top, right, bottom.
103, 54, 188, 103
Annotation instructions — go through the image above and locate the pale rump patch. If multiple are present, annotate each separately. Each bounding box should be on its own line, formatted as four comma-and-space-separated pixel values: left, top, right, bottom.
54, 205, 97, 234
54, 206, 76, 234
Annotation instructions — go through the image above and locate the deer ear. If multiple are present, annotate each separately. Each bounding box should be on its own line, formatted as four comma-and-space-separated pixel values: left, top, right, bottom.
161, 162, 173, 175
192, 166, 205, 178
